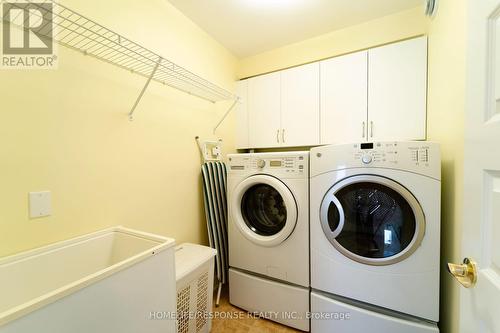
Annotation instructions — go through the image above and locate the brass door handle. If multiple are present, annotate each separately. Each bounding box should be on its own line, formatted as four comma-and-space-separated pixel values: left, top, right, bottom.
447, 258, 477, 288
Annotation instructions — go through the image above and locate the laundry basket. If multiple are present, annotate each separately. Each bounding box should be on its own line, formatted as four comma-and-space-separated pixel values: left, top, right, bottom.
175, 243, 217, 333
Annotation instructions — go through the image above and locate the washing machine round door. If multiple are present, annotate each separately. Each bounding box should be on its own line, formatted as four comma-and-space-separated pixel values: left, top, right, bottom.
320, 175, 426, 266
232, 175, 298, 247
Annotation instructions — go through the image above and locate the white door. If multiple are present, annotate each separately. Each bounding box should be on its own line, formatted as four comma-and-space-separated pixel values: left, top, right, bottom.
451, 1, 500, 332
281, 62, 320, 147
235, 80, 249, 149
248, 72, 281, 148
320, 51, 368, 144
368, 37, 427, 141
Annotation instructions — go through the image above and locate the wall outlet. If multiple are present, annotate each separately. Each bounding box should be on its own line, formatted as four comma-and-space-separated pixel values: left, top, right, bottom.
29, 191, 52, 218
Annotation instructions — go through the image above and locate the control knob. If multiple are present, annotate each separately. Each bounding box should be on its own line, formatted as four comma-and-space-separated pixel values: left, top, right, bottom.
361, 154, 373, 164
257, 159, 266, 168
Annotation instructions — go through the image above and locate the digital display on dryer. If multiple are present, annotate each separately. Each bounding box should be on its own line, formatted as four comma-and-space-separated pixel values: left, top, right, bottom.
270, 161, 282, 167
360, 143, 374, 150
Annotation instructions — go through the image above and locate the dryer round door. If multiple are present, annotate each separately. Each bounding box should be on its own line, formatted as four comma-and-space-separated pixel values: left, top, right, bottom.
232, 175, 298, 247
320, 175, 426, 266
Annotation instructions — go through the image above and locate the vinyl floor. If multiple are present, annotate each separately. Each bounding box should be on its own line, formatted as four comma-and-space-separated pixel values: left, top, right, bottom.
210, 287, 301, 333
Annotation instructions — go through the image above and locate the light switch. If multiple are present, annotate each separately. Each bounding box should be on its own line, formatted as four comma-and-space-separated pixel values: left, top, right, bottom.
29, 191, 52, 218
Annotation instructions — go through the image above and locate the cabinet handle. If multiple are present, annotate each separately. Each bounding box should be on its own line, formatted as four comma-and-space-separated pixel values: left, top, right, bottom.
282, 129, 285, 143
370, 121, 374, 138
276, 129, 280, 143
362, 122, 366, 138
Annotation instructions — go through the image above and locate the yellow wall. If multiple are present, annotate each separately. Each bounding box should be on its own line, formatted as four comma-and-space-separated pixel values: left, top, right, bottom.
426, 1, 467, 332
238, 6, 428, 78
0, 0, 238, 257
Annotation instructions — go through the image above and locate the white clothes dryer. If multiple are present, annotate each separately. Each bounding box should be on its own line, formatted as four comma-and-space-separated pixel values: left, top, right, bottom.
310, 142, 440, 332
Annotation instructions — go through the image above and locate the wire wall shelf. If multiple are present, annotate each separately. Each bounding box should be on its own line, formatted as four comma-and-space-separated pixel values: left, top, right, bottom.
3, 0, 236, 108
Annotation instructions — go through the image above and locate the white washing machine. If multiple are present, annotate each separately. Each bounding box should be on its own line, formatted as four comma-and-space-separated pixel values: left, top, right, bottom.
310, 142, 440, 332
227, 152, 309, 332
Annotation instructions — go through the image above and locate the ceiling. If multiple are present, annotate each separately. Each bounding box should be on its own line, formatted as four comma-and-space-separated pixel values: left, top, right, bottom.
168, 0, 423, 58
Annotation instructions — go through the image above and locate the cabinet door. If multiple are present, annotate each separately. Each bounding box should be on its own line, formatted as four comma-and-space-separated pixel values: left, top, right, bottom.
248, 72, 281, 148
235, 80, 249, 149
320, 51, 368, 144
368, 36, 427, 141
281, 62, 320, 147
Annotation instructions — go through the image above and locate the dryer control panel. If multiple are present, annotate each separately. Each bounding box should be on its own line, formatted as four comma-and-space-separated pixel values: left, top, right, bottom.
353, 142, 432, 166
227, 152, 309, 179
310, 141, 440, 180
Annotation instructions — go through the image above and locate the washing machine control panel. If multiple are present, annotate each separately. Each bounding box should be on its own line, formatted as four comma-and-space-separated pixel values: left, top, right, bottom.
311, 141, 440, 179
227, 153, 309, 178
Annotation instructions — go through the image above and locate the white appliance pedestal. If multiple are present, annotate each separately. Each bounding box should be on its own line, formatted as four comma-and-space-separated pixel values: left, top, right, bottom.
229, 269, 310, 331
311, 292, 438, 333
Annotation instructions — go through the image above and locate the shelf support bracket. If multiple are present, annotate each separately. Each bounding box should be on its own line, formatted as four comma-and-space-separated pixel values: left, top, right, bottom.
128, 56, 162, 121
213, 97, 240, 134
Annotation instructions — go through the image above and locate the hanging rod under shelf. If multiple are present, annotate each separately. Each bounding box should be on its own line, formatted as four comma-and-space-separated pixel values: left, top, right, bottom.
5, 0, 236, 103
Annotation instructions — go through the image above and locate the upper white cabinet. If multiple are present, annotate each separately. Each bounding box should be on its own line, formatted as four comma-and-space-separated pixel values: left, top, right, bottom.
320, 51, 368, 144
368, 37, 428, 141
245, 63, 320, 149
248, 72, 281, 148
237, 36, 428, 149
235, 80, 249, 148
281, 62, 320, 147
